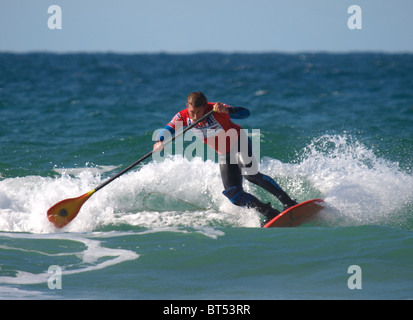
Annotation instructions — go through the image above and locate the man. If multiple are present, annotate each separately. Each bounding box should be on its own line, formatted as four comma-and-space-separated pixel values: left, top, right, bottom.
153, 91, 297, 225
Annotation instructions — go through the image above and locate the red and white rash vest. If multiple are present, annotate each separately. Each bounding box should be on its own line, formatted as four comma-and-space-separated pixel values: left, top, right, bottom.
158, 102, 241, 154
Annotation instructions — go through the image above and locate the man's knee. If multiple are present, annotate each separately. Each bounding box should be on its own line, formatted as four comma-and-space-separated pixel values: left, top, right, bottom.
243, 173, 260, 185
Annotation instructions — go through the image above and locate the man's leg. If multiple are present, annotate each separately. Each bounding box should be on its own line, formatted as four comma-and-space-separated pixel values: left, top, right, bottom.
219, 159, 280, 221
221, 184, 280, 221
235, 133, 297, 209
244, 173, 297, 209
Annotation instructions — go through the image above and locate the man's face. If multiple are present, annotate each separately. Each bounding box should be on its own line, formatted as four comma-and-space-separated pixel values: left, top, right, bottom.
187, 103, 206, 121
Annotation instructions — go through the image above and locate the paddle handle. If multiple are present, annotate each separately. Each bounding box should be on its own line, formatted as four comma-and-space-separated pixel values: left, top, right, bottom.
94, 109, 215, 192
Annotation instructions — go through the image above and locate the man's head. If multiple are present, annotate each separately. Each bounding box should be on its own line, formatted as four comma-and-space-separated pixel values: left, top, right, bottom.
186, 91, 207, 121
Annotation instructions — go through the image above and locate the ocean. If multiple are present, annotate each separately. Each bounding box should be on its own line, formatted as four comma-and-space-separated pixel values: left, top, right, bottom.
0, 52, 412, 301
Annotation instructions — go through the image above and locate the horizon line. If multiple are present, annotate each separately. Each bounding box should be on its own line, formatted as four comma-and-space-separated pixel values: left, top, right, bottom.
1, 49, 413, 55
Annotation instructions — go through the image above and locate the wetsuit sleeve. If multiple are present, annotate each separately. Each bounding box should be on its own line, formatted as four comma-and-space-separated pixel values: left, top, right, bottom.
211, 102, 249, 119
228, 106, 250, 119
155, 112, 181, 142
156, 126, 175, 142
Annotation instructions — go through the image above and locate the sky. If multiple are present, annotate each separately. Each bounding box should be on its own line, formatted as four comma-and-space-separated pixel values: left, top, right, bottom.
1, 0, 412, 53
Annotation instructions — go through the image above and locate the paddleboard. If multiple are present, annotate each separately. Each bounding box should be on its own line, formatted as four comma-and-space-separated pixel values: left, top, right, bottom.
263, 198, 324, 228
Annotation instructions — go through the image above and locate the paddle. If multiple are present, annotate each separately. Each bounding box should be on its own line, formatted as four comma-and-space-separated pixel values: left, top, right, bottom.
47, 108, 216, 228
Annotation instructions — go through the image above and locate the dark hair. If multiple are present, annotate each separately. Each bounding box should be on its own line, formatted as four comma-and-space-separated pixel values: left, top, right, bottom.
187, 91, 207, 108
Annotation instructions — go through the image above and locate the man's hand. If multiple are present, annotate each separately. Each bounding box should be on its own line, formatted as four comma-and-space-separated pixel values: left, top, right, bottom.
213, 102, 229, 114
153, 141, 164, 152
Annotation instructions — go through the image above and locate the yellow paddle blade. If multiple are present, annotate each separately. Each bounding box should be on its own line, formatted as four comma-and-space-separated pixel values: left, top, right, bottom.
47, 190, 95, 228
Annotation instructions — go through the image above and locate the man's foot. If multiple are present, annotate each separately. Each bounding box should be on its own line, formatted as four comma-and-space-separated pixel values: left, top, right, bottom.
259, 202, 280, 227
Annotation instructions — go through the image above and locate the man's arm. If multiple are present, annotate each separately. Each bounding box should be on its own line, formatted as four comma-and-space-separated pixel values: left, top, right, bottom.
153, 125, 175, 152
213, 102, 250, 119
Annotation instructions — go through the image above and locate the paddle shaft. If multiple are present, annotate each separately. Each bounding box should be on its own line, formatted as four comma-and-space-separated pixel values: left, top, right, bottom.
94, 109, 215, 193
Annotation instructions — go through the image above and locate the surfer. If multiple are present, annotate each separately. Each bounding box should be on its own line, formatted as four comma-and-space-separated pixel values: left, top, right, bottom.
153, 91, 297, 224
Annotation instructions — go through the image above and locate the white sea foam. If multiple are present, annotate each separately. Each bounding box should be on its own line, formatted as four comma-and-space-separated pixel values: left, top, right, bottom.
0, 232, 139, 286
0, 156, 260, 232
1, 135, 412, 232
293, 134, 413, 226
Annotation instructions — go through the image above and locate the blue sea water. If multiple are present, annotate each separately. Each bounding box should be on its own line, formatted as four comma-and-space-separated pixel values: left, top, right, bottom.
0, 52, 412, 300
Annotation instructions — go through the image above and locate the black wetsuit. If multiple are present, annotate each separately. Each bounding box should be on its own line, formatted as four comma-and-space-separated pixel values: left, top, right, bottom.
219, 130, 297, 221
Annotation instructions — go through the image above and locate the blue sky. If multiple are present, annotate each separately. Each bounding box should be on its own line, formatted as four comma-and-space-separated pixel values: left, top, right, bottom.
1, 0, 412, 53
